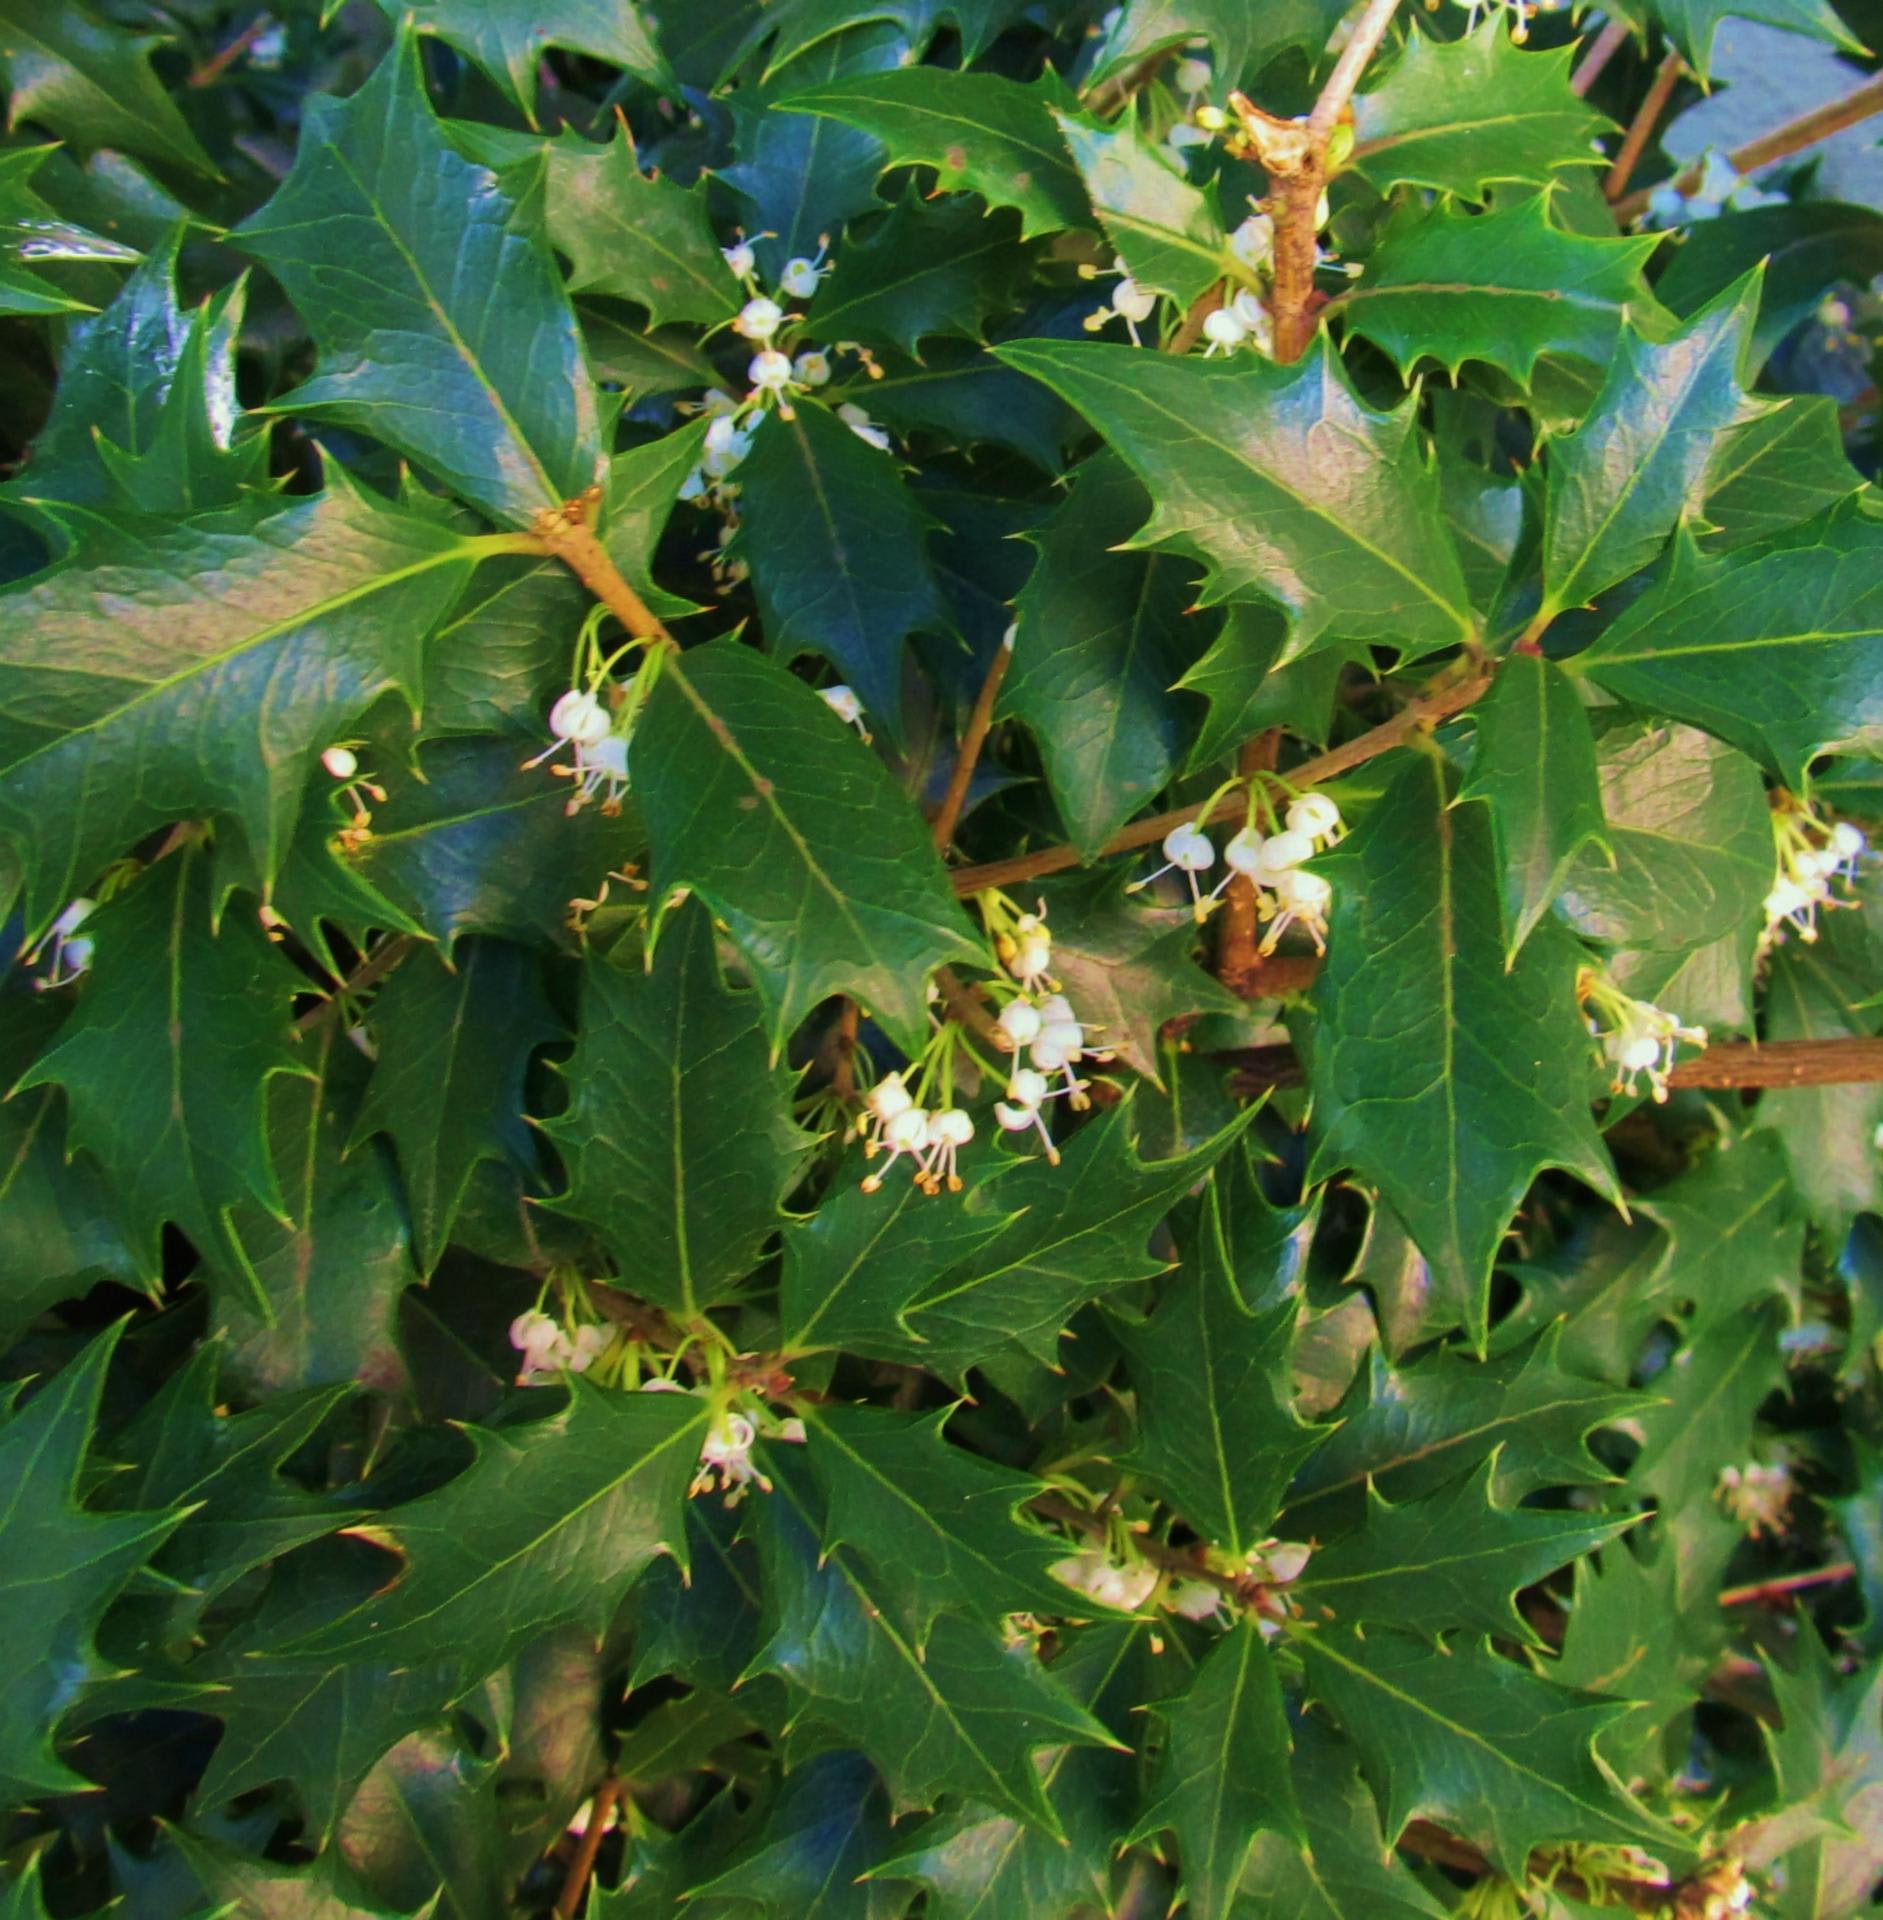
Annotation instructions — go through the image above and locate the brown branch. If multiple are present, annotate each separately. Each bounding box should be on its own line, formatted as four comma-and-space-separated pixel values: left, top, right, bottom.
949, 653, 1493, 897
1167, 282, 1225, 355
1719, 1562, 1857, 1607
829, 998, 861, 1104
1226, 1034, 1883, 1094
293, 934, 418, 1035
1215, 733, 1278, 995
1613, 68, 1883, 220
1604, 49, 1686, 201
555, 1777, 622, 1920
1082, 46, 1174, 118
931, 632, 1012, 853
189, 13, 272, 86
1572, 17, 1633, 96
528, 497, 671, 646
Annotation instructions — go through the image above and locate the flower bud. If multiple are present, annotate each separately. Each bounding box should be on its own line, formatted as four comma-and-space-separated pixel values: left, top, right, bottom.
1286, 793, 1341, 839
322, 745, 359, 780
999, 1000, 1043, 1046
735, 295, 783, 340
549, 688, 611, 748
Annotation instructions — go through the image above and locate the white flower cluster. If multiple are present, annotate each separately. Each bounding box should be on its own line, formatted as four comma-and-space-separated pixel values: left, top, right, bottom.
1049, 1546, 1159, 1612
1047, 1534, 1312, 1631
988, 904, 1113, 1161
1579, 967, 1708, 1105
1131, 791, 1341, 949
1763, 797, 1868, 950
1716, 1460, 1793, 1538
858, 1073, 976, 1194
1448, 0, 1560, 42
524, 685, 631, 816
509, 1308, 613, 1385
31, 896, 95, 989
639, 1376, 806, 1504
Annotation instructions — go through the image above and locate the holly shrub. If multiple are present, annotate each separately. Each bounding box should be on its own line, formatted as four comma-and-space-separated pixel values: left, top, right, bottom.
2, 0, 1882, 1916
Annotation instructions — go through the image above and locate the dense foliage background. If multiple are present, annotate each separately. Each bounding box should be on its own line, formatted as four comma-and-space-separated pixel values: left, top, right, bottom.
2, 0, 1883, 1915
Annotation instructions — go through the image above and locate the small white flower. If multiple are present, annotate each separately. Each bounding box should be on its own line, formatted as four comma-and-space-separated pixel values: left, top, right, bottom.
1260, 867, 1331, 955
525, 688, 611, 771
1049, 1548, 1158, 1612
837, 401, 891, 451
321, 745, 359, 781
559, 733, 630, 817
862, 1103, 931, 1191
565, 1324, 612, 1374
1081, 257, 1160, 345
1129, 820, 1216, 914
1168, 1578, 1223, 1620
998, 999, 1043, 1048
693, 1410, 770, 1502
918, 1106, 974, 1192
1229, 212, 1274, 269
1716, 1461, 1791, 1537
1260, 827, 1313, 870
1201, 306, 1248, 355
1004, 910, 1055, 988
777, 239, 831, 300
734, 295, 784, 342
1286, 792, 1342, 842
1583, 972, 1706, 1103
702, 412, 753, 478
819, 684, 869, 737
794, 349, 832, 387
722, 239, 757, 280
1174, 54, 1212, 92
749, 348, 795, 393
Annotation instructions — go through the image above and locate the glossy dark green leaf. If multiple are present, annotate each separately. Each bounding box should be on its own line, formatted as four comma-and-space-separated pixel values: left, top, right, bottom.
0, 994, 141, 1348
1341, 1194, 1472, 1359
997, 336, 1474, 659
777, 69, 1091, 240
735, 399, 948, 730
213, 1019, 417, 1400
1087, 0, 1343, 89
0, 0, 218, 179
804, 1404, 1077, 1637
234, 35, 602, 526
1634, 0, 1859, 76
1338, 194, 1664, 384
1177, 605, 1355, 769
1307, 749, 1618, 1345
1350, 24, 1610, 201
1539, 281, 1763, 620
866, 341, 1079, 471
1625, 1304, 1784, 1512
162, 1826, 426, 1920
1296, 1630, 1676, 1879
0, 1325, 184, 1804
542, 904, 815, 1316
1002, 452, 1197, 854
748, 1458, 1117, 1833
354, 940, 560, 1275
635, 639, 984, 1055
1283, 1328, 1652, 1538
1572, 505, 1883, 786
389, 0, 667, 123
1291, 1454, 1633, 1643
1113, 1184, 1325, 1554
0, 481, 481, 930
336, 1729, 507, 1920
1128, 1623, 1301, 1920
0, 145, 137, 317
284, 1381, 708, 1691
1555, 719, 1770, 956
1458, 649, 1607, 958
1701, 395, 1865, 551
15, 847, 308, 1305
1054, 111, 1228, 308
736, 0, 1030, 74
804, 194, 1032, 354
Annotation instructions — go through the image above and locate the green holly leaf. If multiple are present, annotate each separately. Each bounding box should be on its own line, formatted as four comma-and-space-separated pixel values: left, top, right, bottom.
234, 34, 602, 527
161, 1825, 430, 1920
1236, 1714, 1451, 1919
0, 1324, 185, 1804
541, 904, 816, 1317
1002, 452, 1199, 855
1497, 1212, 1678, 1385
212, 1019, 418, 1399
1283, 1328, 1651, 1539
737, 0, 1033, 74
1054, 111, 1228, 309
1701, 396, 1865, 552
1127, 1623, 1302, 1920
0, 479, 484, 931
1631, 0, 1860, 80
387, 0, 667, 125
451, 125, 738, 330
336, 1729, 508, 1920
777, 69, 1092, 240
1760, 923, 1883, 1235
1177, 607, 1357, 769
1341, 1194, 1476, 1358
14, 847, 308, 1306
1033, 875, 1243, 1081
1307, 749, 1618, 1346
0, 0, 219, 179
748, 1457, 1118, 1834
1087, 0, 1343, 89
734, 399, 949, 732
997, 336, 1474, 659
1458, 649, 1608, 959
1627, 1304, 1785, 1510
634, 639, 984, 1056
1555, 720, 1771, 956
1350, 23, 1610, 201
353, 939, 560, 1275
804, 194, 1032, 354
283, 1382, 709, 1692
803, 1404, 1079, 1638
0, 146, 138, 317
580, 312, 724, 410
1295, 1630, 1678, 1879
1112, 1184, 1326, 1555
0, 995, 141, 1349
871, 1622, 1146, 1919
1572, 505, 1883, 787
1338, 194, 1664, 385
1538, 280, 1764, 620
106, 1343, 353, 1619
1291, 1454, 1634, 1644
684, 1750, 900, 1919
867, 341, 1080, 472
